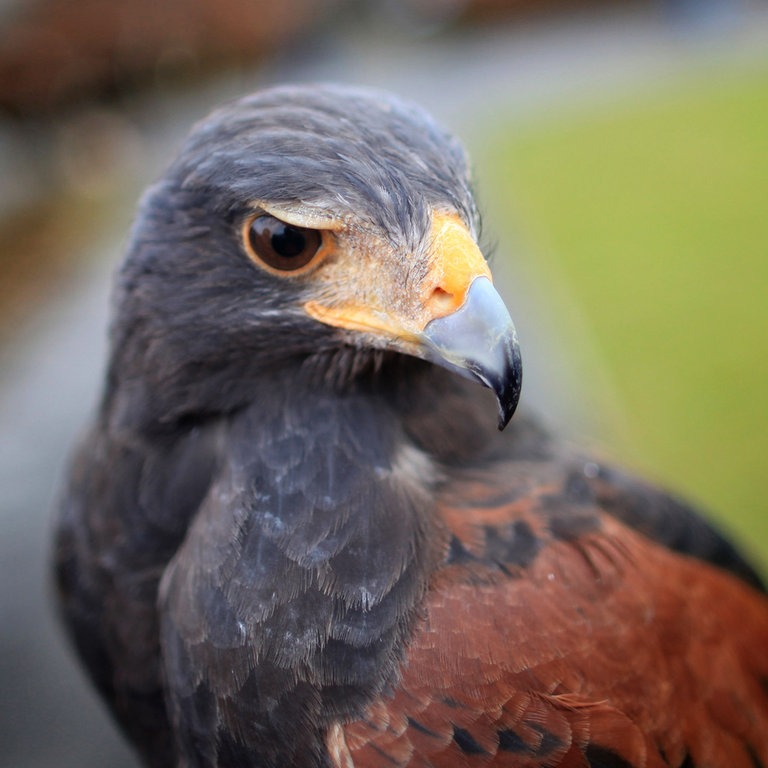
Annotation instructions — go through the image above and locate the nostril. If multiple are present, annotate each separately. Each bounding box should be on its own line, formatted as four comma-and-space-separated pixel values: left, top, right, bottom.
429, 286, 455, 314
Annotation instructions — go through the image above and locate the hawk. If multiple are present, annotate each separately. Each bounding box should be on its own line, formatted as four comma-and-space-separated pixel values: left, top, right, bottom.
55, 84, 768, 768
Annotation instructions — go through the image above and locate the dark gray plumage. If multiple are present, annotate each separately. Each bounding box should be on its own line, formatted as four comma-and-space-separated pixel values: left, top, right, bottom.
54, 84, 768, 768
56, 84, 490, 767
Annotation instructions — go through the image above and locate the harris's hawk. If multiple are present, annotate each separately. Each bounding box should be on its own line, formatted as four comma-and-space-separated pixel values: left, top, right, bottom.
54, 84, 768, 768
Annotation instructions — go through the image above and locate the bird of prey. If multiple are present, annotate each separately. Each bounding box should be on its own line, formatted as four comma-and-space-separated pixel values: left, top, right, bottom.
54, 84, 768, 768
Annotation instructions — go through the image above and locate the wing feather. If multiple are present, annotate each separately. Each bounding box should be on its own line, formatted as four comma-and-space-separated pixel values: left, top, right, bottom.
340, 450, 768, 767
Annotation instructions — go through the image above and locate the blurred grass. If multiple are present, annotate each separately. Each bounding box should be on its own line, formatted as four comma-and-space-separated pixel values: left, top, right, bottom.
480, 61, 768, 572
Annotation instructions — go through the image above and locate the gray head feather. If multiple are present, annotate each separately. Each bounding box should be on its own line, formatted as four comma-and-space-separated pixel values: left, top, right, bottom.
168, 83, 479, 248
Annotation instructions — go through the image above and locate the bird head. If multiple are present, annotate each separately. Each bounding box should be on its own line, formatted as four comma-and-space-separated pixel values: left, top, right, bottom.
109, 84, 522, 431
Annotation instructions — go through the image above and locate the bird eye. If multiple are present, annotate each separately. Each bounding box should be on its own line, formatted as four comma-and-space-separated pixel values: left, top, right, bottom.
244, 214, 323, 273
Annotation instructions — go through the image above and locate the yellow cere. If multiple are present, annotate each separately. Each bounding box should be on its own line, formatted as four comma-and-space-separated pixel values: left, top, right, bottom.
424, 212, 492, 319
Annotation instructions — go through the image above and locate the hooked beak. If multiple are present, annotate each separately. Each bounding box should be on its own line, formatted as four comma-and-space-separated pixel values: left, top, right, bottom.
422, 276, 522, 429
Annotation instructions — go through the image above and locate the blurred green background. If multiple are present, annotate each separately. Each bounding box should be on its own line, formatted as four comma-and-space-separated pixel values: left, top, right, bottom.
478, 59, 768, 572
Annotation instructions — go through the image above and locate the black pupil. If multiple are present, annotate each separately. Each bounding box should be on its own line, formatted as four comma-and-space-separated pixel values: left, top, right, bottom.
271, 224, 306, 259
247, 215, 321, 272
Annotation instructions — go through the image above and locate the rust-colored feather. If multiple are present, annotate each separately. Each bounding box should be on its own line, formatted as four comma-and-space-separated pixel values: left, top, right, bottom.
341, 461, 768, 767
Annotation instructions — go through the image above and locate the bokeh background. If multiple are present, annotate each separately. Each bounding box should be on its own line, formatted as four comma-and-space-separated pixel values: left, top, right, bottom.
1, 1, 766, 766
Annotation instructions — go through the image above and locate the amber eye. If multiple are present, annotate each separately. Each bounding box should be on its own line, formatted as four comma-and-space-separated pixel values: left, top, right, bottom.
244, 214, 323, 273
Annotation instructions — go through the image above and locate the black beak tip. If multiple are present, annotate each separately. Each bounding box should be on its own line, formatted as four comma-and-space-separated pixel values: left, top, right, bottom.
472, 339, 522, 431
494, 355, 522, 431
